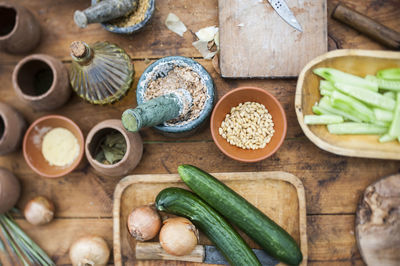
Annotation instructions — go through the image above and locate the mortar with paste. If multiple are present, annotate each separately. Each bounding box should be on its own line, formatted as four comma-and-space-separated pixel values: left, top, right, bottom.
122, 56, 215, 137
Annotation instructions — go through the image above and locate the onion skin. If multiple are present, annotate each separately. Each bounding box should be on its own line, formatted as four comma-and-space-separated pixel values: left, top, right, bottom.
0, 168, 20, 214
127, 205, 161, 241
69, 235, 110, 266
24, 196, 55, 226
159, 217, 199, 256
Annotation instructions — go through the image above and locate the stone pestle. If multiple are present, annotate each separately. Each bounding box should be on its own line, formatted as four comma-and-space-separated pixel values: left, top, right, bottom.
122, 89, 193, 132
74, 0, 138, 28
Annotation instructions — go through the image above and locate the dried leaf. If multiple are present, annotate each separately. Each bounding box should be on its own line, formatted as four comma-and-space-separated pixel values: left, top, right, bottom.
195, 26, 218, 42
165, 13, 187, 37
214, 32, 220, 48
192, 40, 217, 60
95, 132, 127, 165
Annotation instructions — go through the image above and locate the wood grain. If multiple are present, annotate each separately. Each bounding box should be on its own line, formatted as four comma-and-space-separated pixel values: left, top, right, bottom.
218, 0, 327, 77
295, 49, 400, 160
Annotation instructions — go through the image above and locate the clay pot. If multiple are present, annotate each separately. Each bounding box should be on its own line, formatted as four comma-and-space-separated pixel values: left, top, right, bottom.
0, 167, 20, 214
0, 102, 26, 156
86, 119, 143, 177
12, 54, 71, 111
0, 2, 40, 54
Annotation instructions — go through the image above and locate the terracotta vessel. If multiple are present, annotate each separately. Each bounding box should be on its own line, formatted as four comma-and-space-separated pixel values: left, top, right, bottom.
0, 2, 41, 54
0, 167, 20, 214
86, 119, 143, 177
0, 102, 26, 156
12, 54, 71, 111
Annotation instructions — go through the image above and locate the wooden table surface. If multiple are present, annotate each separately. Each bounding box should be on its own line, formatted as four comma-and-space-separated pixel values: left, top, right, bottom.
1, 0, 399, 265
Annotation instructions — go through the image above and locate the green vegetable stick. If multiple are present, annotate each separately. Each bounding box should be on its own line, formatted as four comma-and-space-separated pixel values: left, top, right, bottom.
314, 68, 378, 91
312, 105, 333, 115
335, 82, 396, 111
319, 96, 362, 122
377, 68, 400, 80
320, 80, 336, 91
389, 93, 400, 137
383, 91, 396, 99
330, 90, 375, 122
379, 134, 397, 143
366, 74, 400, 91
304, 115, 343, 125
373, 108, 393, 122
327, 123, 388, 135
320, 89, 332, 96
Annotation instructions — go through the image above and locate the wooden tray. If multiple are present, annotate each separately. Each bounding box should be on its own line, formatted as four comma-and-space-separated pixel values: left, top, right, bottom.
113, 171, 307, 265
295, 49, 400, 160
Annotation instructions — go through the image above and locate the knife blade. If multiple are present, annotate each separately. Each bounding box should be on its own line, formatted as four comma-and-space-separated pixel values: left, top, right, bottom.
135, 242, 279, 265
267, 0, 303, 32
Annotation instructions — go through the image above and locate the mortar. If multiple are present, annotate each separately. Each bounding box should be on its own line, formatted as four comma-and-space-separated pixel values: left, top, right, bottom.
123, 56, 215, 137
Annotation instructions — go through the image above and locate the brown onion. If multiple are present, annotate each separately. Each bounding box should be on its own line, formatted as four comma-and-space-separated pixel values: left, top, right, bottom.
69, 235, 110, 266
159, 217, 199, 256
24, 196, 54, 226
127, 205, 161, 241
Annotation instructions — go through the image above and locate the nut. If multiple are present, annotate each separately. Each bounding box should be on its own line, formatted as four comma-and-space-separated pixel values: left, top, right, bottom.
218, 102, 275, 150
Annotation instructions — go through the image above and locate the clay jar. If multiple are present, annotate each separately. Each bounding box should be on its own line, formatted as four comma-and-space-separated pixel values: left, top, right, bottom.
86, 119, 143, 177
12, 54, 71, 111
0, 102, 26, 155
0, 2, 40, 54
0, 168, 20, 214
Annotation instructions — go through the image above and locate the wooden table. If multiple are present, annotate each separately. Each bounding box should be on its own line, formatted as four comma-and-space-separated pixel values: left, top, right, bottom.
0, 0, 399, 265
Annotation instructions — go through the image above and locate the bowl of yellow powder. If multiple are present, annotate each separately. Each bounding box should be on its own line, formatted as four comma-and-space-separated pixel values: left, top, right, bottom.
23, 115, 84, 178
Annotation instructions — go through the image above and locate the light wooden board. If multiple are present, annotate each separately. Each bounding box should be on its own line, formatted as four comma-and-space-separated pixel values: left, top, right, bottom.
295, 49, 400, 160
218, 0, 328, 78
113, 171, 307, 265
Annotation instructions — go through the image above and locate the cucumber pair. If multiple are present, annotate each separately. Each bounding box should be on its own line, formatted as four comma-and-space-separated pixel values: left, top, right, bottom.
156, 165, 303, 266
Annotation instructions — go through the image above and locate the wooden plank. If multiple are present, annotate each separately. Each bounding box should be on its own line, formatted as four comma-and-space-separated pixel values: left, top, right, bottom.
9, 214, 360, 265
218, 0, 327, 77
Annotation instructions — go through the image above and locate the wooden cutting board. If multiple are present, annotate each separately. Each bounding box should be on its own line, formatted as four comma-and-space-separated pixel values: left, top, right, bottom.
113, 171, 308, 265
218, 0, 327, 78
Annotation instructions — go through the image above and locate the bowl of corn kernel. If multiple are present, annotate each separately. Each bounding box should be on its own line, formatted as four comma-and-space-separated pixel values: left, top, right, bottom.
210, 87, 287, 162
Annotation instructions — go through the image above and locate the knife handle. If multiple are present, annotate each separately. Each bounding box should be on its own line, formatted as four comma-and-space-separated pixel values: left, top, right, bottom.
135, 242, 205, 262
332, 3, 400, 50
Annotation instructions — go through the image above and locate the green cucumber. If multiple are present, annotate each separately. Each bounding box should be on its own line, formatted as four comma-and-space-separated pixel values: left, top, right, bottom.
155, 187, 261, 266
327, 122, 388, 135
379, 134, 396, 143
366, 75, 400, 91
389, 93, 400, 137
319, 96, 362, 122
304, 115, 343, 125
178, 165, 303, 266
377, 68, 400, 80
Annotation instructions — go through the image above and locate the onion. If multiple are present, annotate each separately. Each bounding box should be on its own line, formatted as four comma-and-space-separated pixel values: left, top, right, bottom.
69, 235, 110, 266
159, 217, 199, 256
127, 205, 161, 241
24, 196, 54, 225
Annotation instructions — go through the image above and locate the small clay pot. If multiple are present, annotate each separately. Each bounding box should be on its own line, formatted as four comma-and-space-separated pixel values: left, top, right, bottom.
12, 54, 71, 111
86, 119, 143, 177
0, 167, 20, 214
0, 2, 40, 54
0, 102, 26, 156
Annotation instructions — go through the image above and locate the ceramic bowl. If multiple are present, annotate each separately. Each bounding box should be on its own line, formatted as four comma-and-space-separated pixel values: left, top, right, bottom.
23, 115, 84, 178
210, 87, 287, 163
93, 0, 155, 34
137, 56, 215, 137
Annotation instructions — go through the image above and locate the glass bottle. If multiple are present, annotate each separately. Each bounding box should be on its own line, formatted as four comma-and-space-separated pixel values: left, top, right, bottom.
69, 41, 134, 104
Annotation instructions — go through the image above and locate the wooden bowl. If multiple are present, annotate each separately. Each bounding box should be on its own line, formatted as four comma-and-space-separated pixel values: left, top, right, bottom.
23, 115, 84, 178
295, 49, 400, 160
210, 87, 287, 162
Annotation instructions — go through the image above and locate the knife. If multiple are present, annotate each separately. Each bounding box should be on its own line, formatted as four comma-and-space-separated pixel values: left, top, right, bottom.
135, 242, 279, 265
267, 0, 303, 32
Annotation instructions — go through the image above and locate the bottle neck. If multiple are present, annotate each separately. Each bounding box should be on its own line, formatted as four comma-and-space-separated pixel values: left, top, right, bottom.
71, 42, 93, 65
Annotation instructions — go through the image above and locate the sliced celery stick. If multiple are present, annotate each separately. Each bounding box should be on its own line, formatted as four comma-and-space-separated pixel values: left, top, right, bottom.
320, 89, 332, 96
335, 82, 396, 111
373, 120, 390, 128
312, 105, 327, 115
383, 91, 396, 99
319, 96, 362, 122
373, 108, 393, 122
327, 123, 388, 135
304, 115, 343, 125
377, 68, 400, 80
379, 134, 397, 143
366, 74, 400, 91
320, 80, 336, 91
331, 90, 374, 122
389, 93, 400, 137
313, 68, 378, 91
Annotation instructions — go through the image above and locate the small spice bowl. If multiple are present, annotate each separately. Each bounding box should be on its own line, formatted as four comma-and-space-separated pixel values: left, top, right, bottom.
210, 87, 287, 163
93, 0, 155, 34
23, 115, 84, 178
136, 56, 215, 137
85, 119, 143, 177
